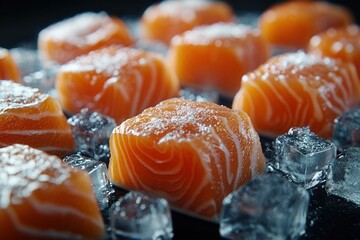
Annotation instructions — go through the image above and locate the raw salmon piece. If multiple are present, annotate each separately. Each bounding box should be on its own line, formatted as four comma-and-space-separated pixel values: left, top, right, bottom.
168, 23, 270, 98
259, 1, 353, 49
56, 45, 179, 124
0, 80, 75, 157
109, 98, 265, 221
308, 25, 360, 75
38, 12, 134, 66
0, 48, 21, 82
0, 144, 105, 240
232, 51, 360, 139
139, 0, 235, 45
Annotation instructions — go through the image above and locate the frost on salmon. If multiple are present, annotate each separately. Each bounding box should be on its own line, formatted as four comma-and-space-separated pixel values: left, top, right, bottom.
308, 25, 360, 76
139, 0, 236, 45
0, 144, 105, 240
108, 98, 265, 221
0, 80, 75, 157
168, 23, 270, 98
232, 51, 360, 139
38, 12, 134, 66
56, 46, 180, 124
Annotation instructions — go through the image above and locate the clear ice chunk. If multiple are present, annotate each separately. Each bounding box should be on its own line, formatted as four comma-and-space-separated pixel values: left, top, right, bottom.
110, 191, 173, 240
135, 39, 168, 56
220, 174, 309, 240
333, 108, 360, 151
180, 87, 219, 103
10, 47, 42, 77
67, 108, 117, 161
272, 126, 336, 189
236, 12, 259, 28
63, 153, 114, 210
22, 67, 58, 94
326, 147, 360, 204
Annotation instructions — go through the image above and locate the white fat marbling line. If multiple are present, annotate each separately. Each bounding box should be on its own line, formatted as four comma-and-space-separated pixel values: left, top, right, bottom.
207, 127, 227, 191
264, 75, 294, 124
5, 111, 64, 120
278, 76, 305, 125
214, 118, 237, 185
181, 164, 210, 209
62, 181, 98, 205
298, 77, 324, 121
113, 134, 140, 188
94, 57, 161, 123
5, 207, 84, 239
139, 58, 157, 112
233, 117, 246, 190
319, 85, 344, 116
96, 76, 129, 100
340, 67, 360, 107
248, 122, 263, 177
128, 140, 199, 203
27, 196, 103, 229
245, 77, 272, 122
129, 70, 142, 118
0, 129, 72, 135
131, 140, 182, 176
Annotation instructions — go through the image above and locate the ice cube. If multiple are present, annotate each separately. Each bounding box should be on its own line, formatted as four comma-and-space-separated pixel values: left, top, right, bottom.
110, 191, 173, 240
135, 39, 168, 56
10, 47, 42, 77
180, 87, 219, 103
236, 12, 259, 28
67, 108, 117, 161
22, 67, 58, 94
326, 147, 360, 204
63, 153, 114, 210
272, 126, 336, 189
333, 108, 360, 151
220, 174, 309, 240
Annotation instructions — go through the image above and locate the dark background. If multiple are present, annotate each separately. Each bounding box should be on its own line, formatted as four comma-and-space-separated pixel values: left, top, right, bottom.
0, 0, 358, 48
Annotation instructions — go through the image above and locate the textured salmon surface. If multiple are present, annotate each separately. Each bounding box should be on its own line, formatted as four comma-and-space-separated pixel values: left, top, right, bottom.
308, 25, 360, 75
0, 144, 105, 240
259, 1, 353, 48
0, 80, 75, 157
232, 51, 360, 139
139, 0, 235, 45
109, 98, 265, 221
38, 12, 134, 66
0, 48, 21, 82
56, 45, 179, 124
169, 23, 270, 98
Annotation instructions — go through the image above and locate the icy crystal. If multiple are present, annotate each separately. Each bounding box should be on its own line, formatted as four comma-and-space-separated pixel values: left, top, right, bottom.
220, 174, 309, 240
333, 108, 360, 150
67, 108, 117, 161
63, 153, 114, 210
326, 147, 360, 204
110, 191, 173, 240
22, 67, 58, 94
10, 48, 42, 77
272, 127, 336, 188
135, 39, 168, 56
180, 87, 219, 103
